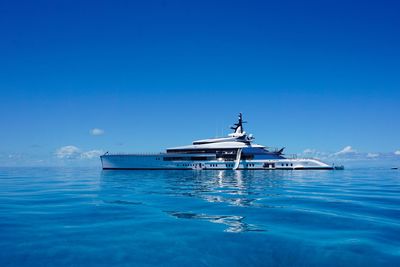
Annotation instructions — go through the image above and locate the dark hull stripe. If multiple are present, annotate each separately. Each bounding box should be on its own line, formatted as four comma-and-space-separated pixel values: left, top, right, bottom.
102, 167, 335, 170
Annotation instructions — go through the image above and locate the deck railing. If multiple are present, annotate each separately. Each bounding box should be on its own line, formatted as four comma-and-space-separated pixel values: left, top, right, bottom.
102, 152, 316, 160
102, 152, 164, 156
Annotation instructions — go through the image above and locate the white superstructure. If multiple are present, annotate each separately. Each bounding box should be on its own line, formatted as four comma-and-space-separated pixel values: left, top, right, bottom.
101, 114, 340, 170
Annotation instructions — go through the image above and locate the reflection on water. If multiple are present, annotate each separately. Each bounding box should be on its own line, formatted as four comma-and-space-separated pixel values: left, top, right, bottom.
166, 211, 265, 233
100, 170, 288, 233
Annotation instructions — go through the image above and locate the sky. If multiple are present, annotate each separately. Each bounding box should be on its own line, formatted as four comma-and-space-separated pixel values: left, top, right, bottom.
0, 0, 399, 166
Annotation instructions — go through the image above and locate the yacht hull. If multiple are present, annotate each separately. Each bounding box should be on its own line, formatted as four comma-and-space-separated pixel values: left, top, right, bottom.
100, 154, 335, 170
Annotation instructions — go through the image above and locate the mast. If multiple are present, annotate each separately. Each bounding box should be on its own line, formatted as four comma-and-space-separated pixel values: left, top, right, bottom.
230, 113, 247, 134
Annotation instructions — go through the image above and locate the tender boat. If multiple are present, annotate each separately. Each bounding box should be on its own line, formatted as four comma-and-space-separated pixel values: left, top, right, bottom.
101, 113, 340, 170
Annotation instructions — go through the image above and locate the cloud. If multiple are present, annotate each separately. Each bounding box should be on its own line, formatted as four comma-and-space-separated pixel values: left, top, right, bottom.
334, 146, 356, 156
81, 150, 104, 159
55, 145, 81, 159
8, 153, 23, 159
395, 150, 400, 156
303, 148, 316, 154
90, 128, 105, 136
299, 149, 330, 160
55, 146, 103, 160
367, 153, 379, 158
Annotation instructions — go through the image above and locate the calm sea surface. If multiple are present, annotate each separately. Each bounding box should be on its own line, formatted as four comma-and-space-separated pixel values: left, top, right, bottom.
0, 167, 399, 267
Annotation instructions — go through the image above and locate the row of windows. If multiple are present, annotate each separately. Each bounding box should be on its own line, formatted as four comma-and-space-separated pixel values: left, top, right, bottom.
173, 162, 295, 168
167, 149, 237, 154
176, 163, 203, 167
163, 156, 212, 161
173, 161, 293, 168
281, 163, 293, 167
180, 163, 191, 167
209, 163, 255, 168
264, 163, 275, 168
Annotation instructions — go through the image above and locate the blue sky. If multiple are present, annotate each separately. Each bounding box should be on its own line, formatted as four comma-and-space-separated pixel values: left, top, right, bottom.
0, 0, 399, 166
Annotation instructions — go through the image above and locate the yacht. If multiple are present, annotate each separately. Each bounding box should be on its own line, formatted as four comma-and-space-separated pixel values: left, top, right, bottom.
101, 114, 340, 170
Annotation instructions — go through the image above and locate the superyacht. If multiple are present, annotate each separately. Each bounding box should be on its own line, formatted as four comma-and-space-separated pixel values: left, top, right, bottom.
101, 114, 341, 170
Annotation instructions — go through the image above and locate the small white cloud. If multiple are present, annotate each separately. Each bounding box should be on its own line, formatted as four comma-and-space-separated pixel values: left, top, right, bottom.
300, 149, 329, 159
395, 150, 400, 156
81, 150, 104, 159
334, 146, 356, 156
55, 146, 81, 159
90, 128, 105, 136
55, 146, 104, 160
8, 153, 23, 159
367, 153, 379, 158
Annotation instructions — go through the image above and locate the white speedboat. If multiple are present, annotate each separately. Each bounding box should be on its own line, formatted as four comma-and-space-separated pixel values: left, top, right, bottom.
101, 113, 340, 170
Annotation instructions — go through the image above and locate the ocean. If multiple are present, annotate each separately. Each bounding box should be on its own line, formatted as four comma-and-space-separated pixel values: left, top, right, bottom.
0, 167, 399, 267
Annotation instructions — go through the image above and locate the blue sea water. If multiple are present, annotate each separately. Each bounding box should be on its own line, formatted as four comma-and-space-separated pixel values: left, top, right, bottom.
0, 167, 399, 267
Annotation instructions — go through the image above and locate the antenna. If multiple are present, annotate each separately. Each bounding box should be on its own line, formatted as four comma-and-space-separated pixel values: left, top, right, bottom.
230, 112, 246, 134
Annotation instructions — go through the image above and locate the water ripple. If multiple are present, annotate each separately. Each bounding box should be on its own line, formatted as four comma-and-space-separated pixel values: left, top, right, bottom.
165, 211, 265, 233
0, 167, 399, 266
